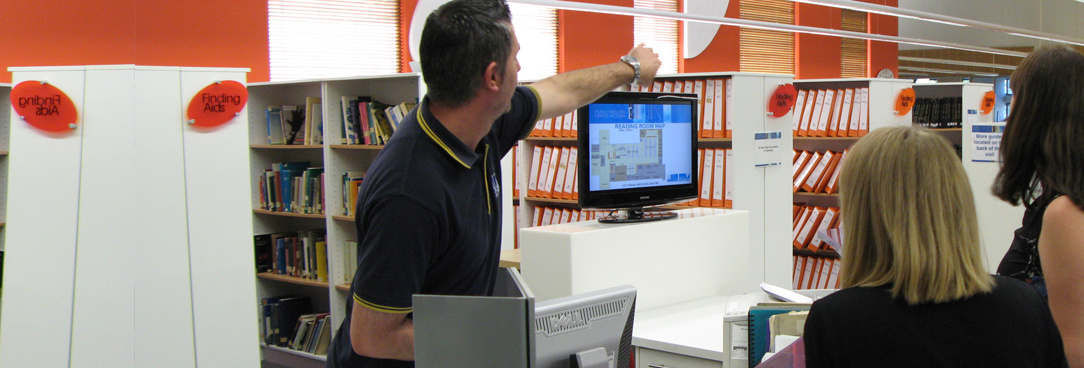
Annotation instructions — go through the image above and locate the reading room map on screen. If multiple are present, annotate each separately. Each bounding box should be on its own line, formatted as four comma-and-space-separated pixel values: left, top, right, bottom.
588, 103, 693, 191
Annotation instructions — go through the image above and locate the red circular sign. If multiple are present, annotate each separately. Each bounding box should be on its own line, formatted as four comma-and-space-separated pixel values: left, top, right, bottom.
894, 88, 916, 116
10, 81, 78, 133
767, 83, 798, 118
186, 80, 248, 128
980, 91, 996, 115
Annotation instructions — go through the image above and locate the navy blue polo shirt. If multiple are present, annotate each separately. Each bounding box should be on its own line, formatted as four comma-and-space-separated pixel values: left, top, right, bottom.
327, 86, 541, 368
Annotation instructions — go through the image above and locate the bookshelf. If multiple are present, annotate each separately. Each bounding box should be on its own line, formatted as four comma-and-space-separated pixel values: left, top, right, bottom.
246, 73, 425, 367
789, 78, 913, 289
515, 72, 796, 290
913, 82, 1023, 270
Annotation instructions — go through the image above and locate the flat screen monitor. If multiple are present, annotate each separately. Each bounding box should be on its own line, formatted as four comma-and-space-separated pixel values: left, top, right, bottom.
534, 285, 637, 368
577, 91, 699, 223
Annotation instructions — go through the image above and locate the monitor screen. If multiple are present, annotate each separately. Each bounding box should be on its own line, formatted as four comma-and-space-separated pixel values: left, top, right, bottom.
534, 285, 636, 368
577, 91, 699, 213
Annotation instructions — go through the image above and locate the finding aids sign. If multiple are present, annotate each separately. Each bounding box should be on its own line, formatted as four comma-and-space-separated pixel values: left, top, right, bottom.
970, 124, 1005, 162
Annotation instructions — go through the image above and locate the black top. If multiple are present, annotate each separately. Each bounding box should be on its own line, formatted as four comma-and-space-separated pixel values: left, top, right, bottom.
804, 276, 1067, 368
327, 86, 541, 368
998, 193, 1061, 297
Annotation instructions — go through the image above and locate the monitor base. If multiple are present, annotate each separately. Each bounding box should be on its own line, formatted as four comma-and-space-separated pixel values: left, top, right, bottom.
597, 207, 677, 224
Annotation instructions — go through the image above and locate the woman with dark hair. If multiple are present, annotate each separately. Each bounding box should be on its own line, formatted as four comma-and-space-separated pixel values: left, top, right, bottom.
993, 45, 1084, 368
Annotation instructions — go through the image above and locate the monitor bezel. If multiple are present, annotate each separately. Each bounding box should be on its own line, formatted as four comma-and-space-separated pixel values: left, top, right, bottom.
576, 91, 700, 211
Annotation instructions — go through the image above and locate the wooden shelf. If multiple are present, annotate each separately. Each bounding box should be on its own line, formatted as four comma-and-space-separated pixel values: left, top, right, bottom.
523, 196, 578, 205
0, 151, 8, 156
335, 284, 350, 292
250, 144, 323, 149
525, 136, 576, 142
793, 192, 839, 197
794, 136, 860, 141
499, 249, 521, 269
256, 272, 329, 288
329, 144, 384, 150
332, 215, 354, 222
261, 342, 327, 362
253, 209, 325, 219
698, 138, 733, 143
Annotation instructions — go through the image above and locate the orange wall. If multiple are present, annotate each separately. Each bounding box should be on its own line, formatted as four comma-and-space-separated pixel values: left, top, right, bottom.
682, 4, 741, 73
795, 3, 842, 79
866, 0, 899, 78
0, 0, 895, 84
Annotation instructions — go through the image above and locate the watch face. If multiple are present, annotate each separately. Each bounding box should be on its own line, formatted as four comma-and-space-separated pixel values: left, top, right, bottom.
877, 68, 895, 79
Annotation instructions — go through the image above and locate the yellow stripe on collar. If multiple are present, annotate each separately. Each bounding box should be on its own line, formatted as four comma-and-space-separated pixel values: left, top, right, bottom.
417, 107, 470, 168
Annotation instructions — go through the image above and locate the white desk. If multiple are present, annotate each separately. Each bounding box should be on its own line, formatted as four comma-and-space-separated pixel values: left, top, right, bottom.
633, 295, 730, 364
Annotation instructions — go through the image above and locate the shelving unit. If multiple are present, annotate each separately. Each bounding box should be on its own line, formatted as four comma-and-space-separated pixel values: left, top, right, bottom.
246, 73, 425, 368
516, 72, 796, 290
913, 82, 1023, 269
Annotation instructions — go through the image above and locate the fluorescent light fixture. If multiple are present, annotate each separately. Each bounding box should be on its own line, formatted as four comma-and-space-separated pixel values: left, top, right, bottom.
507, 0, 1030, 58
898, 56, 1018, 70
783, 0, 1084, 47
898, 66, 1000, 77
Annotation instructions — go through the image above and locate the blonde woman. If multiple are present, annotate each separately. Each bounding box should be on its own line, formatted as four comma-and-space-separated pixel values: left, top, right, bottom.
803, 126, 1066, 368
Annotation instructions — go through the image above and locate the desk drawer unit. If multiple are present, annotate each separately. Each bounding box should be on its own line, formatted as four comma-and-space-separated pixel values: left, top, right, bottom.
636, 347, 723, 368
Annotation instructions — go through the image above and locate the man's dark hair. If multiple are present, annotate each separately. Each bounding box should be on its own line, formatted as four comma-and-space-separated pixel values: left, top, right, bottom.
992, 45, 1084, 209
420, 0, 513, 108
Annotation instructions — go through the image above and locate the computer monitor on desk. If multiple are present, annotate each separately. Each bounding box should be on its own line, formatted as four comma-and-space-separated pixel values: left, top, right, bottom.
535, 285, 637, 368
413, 268, 636, 368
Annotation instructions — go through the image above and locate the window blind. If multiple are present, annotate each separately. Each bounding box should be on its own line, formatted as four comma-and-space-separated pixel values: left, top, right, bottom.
510, 3, 559, 81
841, 9, 867, 78
739, 0, 794, 75
634, 0, 679, 75
269, 0, 400, 81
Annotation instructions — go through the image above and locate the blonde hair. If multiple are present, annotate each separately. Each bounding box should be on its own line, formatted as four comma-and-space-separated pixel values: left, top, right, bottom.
838, 126, 993, 305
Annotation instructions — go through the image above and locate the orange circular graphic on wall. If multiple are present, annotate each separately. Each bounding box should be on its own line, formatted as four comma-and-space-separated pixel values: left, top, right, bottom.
980, 91, 996, 115
10, 81, 78, 133
894, 88, 916, 116
767, 83, 798, 118
187, 80, 249, 128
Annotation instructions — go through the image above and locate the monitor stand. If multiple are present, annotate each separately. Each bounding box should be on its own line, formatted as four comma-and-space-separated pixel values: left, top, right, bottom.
598, 207, 677, 224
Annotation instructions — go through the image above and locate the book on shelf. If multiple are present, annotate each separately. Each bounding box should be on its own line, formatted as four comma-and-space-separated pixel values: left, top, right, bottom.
261, 295, 311, 347
301, 97, 321, 145
263, 229, 327, 279
792, 90, 807, 136
342, 170, 365, 216
255, 234, 274, 273
724, 78, 733, 138
281, 105, 305, 145
560, 147, 577, 200
711, 149, 726, 208
342, 240, 358, 284
699, 149, 714, 207
266, 106, 287, 145
702, 79, 716, 139
827, 89, 845, 137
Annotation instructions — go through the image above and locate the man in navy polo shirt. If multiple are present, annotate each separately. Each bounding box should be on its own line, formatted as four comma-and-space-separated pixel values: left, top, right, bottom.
327, 0, 660, 366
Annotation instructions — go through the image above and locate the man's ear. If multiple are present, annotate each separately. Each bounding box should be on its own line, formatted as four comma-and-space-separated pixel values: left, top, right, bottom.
483, 61, 501, 91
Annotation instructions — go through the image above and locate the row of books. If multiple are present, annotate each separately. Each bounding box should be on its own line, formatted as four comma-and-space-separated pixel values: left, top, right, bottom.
529, 206, 612, 228
792, 88, 869, 138
254, 229, 329, 282
259, 295, 332, 355
912, 96, 963, 128
794, 256, 841, 290
342, 240, 358, 284
258, 161, 325, 214
529, 110, 578, 138
642, 78, 732, 139
340, 97, 416, 145
792, 149, 848, 194
342, 171, 365, 216
677, 148, 733, 208
526, 145, 579, 200
265, 97, 325, 145
793, 205, 841, 251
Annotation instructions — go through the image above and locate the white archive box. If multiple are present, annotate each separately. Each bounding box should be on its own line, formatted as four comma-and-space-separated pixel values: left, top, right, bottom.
722, 289, 837, 368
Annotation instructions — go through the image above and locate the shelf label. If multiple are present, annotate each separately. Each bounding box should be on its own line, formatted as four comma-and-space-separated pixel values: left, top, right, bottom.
767, 84, 797, 118
981, 91, 996, 115
753, 131, 784, 167
970, 124, 1004, 162
10, 80, 78, 133
186, 80, 248, 128
894, 87, 915, 116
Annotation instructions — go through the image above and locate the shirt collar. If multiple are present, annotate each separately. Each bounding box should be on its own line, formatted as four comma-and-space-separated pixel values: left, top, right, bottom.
416, 96, 482, 168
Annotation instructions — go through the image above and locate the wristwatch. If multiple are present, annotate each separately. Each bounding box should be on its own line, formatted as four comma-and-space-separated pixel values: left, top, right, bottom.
620, 55, 641, 87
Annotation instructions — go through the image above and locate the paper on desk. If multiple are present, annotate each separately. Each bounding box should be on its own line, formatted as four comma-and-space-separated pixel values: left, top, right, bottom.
761, 283, 813, 304
815, 228, 843, 256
